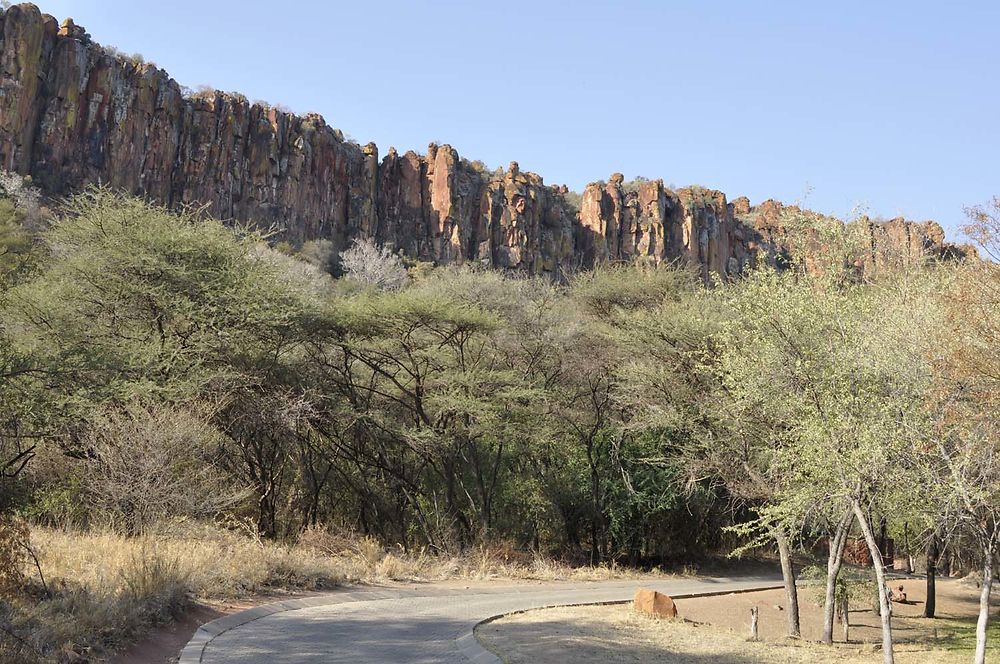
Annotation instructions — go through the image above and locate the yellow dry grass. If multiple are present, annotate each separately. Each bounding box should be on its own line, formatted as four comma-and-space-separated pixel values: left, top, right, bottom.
4, 524, 670, 663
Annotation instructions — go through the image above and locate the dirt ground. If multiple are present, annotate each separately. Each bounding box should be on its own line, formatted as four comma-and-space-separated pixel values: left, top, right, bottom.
477, 577, 999, 664
108, 598, 264, 664
674, 576, 986, 644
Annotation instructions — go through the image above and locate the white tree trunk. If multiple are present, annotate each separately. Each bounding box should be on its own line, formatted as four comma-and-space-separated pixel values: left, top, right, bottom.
839, 594, 850, 642
851, 499, 894, 664
823, 509, 852, 644
775, 530, 802, 637
974, 548, 994, 664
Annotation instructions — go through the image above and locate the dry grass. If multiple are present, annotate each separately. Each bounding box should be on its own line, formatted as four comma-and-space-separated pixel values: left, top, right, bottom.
479, 604, 869, 663
2, 524, 671, 663
478, 592, 1000, 664
293, 526, 663, 584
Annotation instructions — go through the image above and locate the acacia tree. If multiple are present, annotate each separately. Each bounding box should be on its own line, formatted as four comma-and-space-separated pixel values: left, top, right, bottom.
573, 265, 723, 563
0, 174, 47, 508
599, 262, 812, 635
8, 190, 330, 535
925, 203, 1000, 664
927, 390, 999, 664
718, 269, 935, 662
302, 269, 551, 550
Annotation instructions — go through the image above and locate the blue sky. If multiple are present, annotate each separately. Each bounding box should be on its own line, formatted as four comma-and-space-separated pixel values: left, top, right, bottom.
33, 1, 999, 239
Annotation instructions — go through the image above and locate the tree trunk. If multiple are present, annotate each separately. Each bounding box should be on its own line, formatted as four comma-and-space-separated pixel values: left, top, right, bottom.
839, 594, 850, 642
878, 517, 889, 567
925, 534, 938, 618
590, 464, 601, 564
973, 547, 994, 664
851, 499, 894, 664
587, 437, 602, 565
775, 530, 802, 638
823, 509, 853, 644
902, 523, 913, 573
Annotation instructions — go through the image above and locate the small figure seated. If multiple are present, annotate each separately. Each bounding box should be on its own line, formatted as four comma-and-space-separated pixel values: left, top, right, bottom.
893, 584, 908, 603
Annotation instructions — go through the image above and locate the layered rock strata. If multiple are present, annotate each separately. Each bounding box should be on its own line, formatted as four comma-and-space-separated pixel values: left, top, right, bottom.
0, 4, 967, 280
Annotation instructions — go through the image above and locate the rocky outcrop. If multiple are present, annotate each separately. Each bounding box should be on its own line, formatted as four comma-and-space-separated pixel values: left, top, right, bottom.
633, 588, 678, 619
480, 161, 577, 274
0, 4, 969, 281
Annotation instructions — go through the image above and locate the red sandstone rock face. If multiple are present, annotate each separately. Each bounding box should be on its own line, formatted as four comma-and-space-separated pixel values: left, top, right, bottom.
480, 161, 577, 274
577, 178, 747, 281
0, 4, 968, 279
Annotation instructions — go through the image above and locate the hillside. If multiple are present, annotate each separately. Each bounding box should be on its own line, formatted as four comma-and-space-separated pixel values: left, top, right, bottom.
0, 3, 968, 280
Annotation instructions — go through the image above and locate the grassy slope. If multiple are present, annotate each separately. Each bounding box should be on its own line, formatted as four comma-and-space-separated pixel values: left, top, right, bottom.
5, 525, 665, 663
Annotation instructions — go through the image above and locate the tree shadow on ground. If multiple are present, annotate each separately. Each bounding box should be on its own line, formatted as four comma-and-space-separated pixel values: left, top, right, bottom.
476, 610, 827, 664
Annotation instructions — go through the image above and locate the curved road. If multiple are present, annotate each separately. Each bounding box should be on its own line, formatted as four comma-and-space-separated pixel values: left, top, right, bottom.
180, 575, 781, 664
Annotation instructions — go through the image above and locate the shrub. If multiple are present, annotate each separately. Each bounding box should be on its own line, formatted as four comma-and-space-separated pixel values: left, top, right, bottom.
621, 176, 651, 194
83, 404, 245, 535
562, 190, 583, 212
0, 516, 27, 594
186, 84, 218, 102
0, 171, 40, 223
298, 238, 336, 272
339, 238, 408, 290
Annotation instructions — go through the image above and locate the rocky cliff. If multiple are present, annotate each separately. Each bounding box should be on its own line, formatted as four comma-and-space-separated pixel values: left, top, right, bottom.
0, 4, 968, 279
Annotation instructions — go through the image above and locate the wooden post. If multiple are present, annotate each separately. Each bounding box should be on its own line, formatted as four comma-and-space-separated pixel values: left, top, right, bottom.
750, 606, 759, 641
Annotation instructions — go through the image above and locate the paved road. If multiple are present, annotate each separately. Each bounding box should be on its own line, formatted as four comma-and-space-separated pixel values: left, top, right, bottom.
182, 575, 782, 664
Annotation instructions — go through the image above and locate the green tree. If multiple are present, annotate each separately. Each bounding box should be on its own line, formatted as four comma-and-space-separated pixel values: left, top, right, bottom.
0, 173, 45, 508
7, 190, 331, 534
601, 266, 729, 564
718, 268, 936, 662
928, 203, 1000, 664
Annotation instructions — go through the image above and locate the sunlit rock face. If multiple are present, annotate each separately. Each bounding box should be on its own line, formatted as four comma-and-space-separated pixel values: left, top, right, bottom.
0, 4, 969, 280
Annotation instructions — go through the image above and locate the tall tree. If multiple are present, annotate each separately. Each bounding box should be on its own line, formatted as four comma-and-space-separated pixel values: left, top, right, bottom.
926, 201, 1000, 664
7, 190, 331, 534
717, 269, 935, 662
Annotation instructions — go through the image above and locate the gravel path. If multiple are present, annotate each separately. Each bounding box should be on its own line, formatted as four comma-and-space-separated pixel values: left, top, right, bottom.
180, 575, 781, 664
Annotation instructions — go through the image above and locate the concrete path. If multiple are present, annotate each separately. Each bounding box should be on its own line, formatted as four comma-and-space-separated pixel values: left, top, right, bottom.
180, 575, 782, 664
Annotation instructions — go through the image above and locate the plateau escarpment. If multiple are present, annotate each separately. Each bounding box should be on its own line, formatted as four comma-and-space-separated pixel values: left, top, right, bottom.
0, 4, 967, 279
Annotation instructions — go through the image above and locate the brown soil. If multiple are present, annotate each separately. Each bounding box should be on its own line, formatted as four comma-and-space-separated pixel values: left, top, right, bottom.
109, 595, 306, 664
674, 576, 981, 644
478, 577, 999, 664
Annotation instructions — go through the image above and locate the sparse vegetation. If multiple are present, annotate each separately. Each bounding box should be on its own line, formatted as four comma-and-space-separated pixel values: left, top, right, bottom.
184, 84, 218, 102
461, 158, 493, 176
621, 175, 651, 193
561, 189, 583, 212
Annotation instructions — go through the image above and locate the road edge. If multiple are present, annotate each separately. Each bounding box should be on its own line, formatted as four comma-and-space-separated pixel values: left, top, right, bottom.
458, 584, 784, 664
178, 581, 784, 664
177, 588, 410, 664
